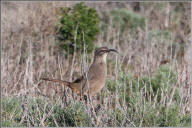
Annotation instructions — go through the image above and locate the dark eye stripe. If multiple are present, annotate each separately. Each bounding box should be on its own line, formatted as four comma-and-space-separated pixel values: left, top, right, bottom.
100, 50, 108, 53
98, 50, 107, 55
95, 49, 108, 56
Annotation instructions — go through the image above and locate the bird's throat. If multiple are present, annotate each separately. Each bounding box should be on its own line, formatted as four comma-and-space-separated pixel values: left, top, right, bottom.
102, 54, 107, 64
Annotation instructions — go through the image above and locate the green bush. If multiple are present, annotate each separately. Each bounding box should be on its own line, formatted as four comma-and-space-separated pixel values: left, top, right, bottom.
104, 108, 126, 127
1, 97, 23, 127
47, 102, 91, 127
100, 9, 145, 42
111, 9, 145, 35
111, 9, 145, 29
149, 29, 171, 41
112, 65, 177, 103
106, 65, 190, 126
1, 96, 91, 127
100, 11, 110, 41
1, 65, 189, 127
56, 2, 100, 54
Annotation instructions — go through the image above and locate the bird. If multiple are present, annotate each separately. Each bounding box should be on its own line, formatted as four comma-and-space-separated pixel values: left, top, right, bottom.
41, 47, 118, 98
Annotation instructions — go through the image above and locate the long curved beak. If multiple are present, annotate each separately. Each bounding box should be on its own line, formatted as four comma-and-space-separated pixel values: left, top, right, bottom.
108, 49, 119, 53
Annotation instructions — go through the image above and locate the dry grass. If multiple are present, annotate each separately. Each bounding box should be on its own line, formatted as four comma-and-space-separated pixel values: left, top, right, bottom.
1, 1, 191, 127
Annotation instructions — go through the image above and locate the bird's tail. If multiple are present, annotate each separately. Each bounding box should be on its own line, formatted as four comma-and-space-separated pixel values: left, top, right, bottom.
40, 77, 72, 89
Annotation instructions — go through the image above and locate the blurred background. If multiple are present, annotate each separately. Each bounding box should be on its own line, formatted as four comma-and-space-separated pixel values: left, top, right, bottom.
1, 1, 191, 127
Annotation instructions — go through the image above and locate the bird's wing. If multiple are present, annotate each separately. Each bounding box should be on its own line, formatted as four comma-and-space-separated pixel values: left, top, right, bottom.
73, 75, 84, 83
41, 77, 71, 85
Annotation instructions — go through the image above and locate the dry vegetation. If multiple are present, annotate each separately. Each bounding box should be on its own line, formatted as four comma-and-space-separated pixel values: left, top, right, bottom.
1, 1, 191, 127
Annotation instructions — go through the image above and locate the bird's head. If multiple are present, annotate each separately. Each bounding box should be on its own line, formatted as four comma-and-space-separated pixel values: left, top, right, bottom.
94, 47, 118, 63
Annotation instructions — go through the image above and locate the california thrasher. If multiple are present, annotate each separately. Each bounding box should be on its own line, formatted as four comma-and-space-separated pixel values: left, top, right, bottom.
41, 47, 118, 97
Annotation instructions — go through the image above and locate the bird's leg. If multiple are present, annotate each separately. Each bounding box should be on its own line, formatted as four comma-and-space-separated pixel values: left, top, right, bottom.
93, 94, 101, 112
79, 89, 84, 101
83, 95, 88, 103
83, 94, 88, 108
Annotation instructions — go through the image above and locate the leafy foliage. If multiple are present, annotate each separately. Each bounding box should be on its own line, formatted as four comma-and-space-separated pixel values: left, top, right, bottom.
56, 2, 100, 54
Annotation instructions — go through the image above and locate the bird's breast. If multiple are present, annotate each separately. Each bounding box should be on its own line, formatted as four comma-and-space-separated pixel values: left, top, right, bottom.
87, 63, 107, 96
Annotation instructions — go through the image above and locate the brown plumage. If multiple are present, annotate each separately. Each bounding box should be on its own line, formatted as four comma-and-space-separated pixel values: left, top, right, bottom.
41, 47, 118, 97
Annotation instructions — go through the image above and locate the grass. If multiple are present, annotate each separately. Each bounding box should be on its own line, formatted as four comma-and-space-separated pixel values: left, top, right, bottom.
2, 65, 191, 127
1, 2, 191, 127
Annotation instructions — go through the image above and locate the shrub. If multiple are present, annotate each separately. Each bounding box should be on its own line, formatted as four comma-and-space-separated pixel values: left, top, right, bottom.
56, 2, 100, 54
106, 65, 190, 126
1, 96, 91, 127
100, 9, 146, 42
111, 9, 145, 36
149, 29, 171, 41
1, 97, 23, 127
47, 102, 91, 127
